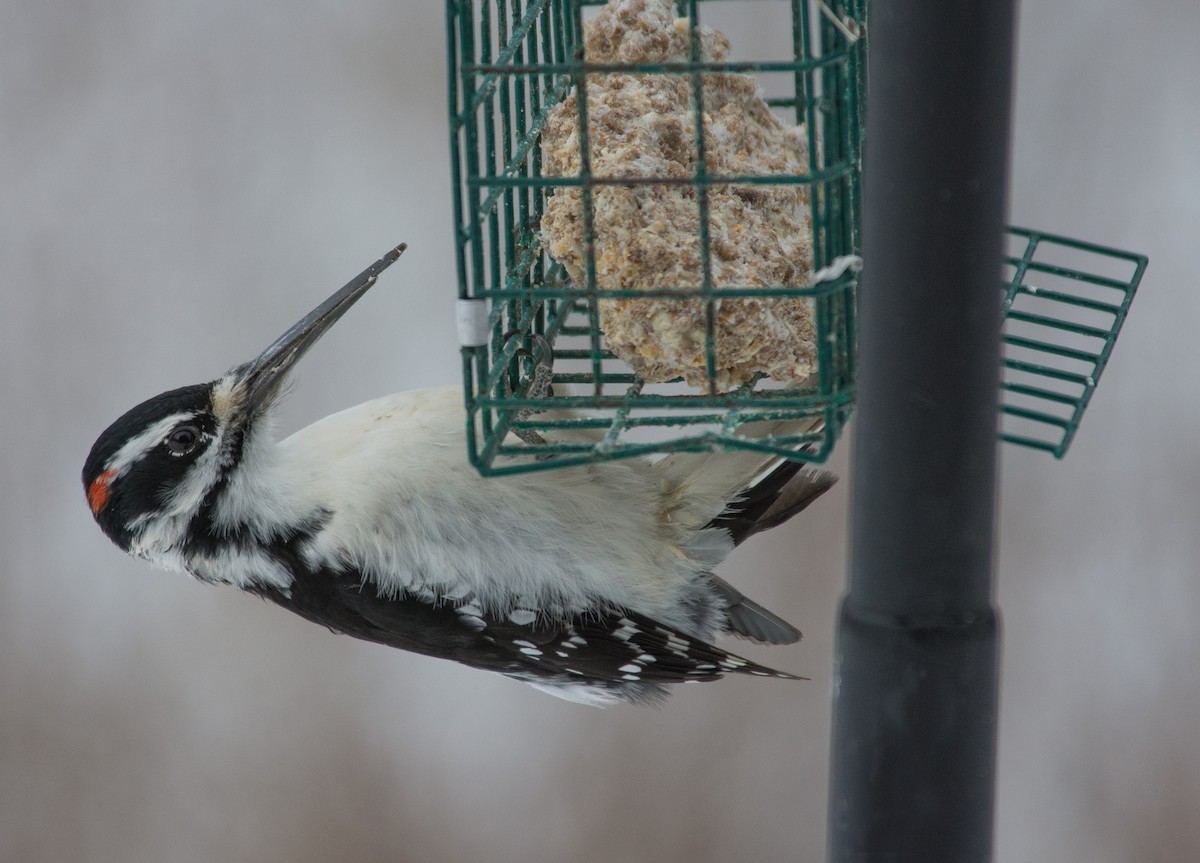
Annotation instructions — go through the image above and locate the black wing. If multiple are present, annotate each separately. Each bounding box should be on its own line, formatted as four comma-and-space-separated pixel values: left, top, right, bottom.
252, 549, 798, 704
252, 556, 526, 677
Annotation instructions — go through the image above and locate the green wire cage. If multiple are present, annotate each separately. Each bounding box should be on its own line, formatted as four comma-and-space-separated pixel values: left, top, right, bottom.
1000, 227, 1146, 457
448, 0, 864, 475
447, 0, 1144, 476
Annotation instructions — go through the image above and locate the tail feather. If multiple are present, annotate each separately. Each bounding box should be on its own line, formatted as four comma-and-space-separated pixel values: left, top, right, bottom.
709, 575, 803, 644
704, 457, 837, 644
709, 460, 838, 546
654, 414, 828, 529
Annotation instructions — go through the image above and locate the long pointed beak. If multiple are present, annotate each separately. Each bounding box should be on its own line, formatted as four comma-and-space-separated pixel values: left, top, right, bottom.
233, 243, 406, 418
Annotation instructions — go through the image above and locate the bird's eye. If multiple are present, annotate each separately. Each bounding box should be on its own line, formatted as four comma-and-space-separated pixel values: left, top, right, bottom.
165, 425, 201, 456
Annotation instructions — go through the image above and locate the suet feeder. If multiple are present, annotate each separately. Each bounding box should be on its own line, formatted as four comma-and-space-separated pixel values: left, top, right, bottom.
446, 0, 1144, 476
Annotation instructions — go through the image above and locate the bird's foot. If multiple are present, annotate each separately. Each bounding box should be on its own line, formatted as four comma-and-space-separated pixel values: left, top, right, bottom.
503, 331, 555, 446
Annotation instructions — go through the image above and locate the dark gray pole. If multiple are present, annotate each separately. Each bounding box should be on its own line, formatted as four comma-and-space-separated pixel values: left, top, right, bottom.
827, 2, 1015, 862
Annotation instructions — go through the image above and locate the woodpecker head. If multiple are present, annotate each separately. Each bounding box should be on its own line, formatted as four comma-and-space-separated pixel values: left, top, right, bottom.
83, 245, 405, 562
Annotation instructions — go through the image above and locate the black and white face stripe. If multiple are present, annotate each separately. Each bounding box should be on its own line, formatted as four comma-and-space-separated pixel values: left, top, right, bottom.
83, 383, 221, 551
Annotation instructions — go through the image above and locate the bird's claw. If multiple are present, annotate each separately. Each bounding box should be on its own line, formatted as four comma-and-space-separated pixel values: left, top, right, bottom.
502, 331, 555, 446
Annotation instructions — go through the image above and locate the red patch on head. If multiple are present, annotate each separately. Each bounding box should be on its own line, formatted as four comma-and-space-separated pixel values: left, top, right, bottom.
87, 469, 116, 515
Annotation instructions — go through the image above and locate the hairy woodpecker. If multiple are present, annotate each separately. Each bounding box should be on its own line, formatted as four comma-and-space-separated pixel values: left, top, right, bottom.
83, 244, 837, 706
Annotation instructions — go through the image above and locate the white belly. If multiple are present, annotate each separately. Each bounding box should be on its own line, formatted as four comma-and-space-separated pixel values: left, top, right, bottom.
277, 385, 729, 626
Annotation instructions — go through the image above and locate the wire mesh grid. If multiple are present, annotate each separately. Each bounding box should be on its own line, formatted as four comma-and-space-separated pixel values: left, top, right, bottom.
447, 0, 865, 475
1000, 227, 1146, 456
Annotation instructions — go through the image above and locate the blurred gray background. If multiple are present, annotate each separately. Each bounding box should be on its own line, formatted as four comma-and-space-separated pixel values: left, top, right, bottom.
2, 1, 1196, 861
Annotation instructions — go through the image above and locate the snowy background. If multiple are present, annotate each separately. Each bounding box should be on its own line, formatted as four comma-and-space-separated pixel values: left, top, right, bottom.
2, 1, 1197, 860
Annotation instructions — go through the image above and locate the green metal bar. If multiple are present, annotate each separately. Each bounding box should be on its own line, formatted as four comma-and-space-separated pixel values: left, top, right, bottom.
1004, 230, 1037, 295
999, 404, 1072, 429
1002, 358, 1093, 386
459, 2, 488, 309
470, 281, 855, 300
1009, 261, 1140, 292
1007, 225, 1150, 264
997, 433, 1060, 454
594, 380, 645, 454
467, 56, 853, 76
447, 1, 470, 301
511, 0, 533, 294
475, 388, 851, 411
792, 0, 808, 127
1003, 310, 1114, 341
685, 0, 719, 392
468, 165, 857, 187
1003, 334, 1101, 364
1000, 381, 1082, 406
497, 0, 518, 349
1002, 284, 1125, 315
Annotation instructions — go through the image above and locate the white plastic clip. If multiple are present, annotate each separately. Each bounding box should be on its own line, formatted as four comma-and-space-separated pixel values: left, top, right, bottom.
456, 299, 489, 347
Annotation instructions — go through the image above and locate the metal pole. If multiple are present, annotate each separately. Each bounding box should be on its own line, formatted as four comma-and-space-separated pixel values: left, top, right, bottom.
827, 2, 1015, 861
